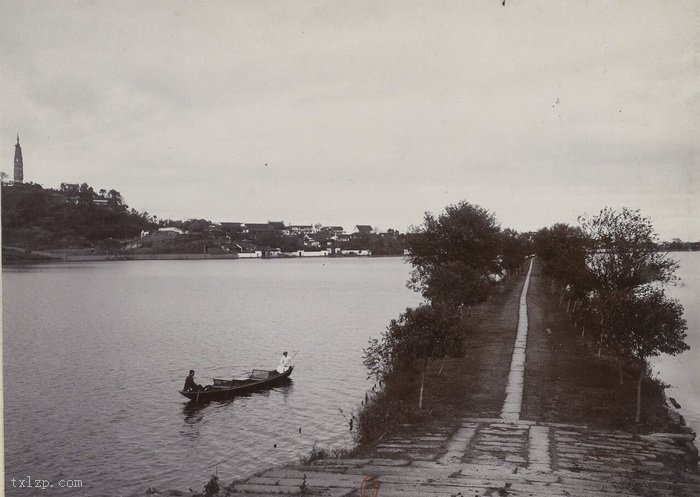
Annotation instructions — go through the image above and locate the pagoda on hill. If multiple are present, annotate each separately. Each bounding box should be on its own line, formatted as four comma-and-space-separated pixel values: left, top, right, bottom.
14, 134, 24, 183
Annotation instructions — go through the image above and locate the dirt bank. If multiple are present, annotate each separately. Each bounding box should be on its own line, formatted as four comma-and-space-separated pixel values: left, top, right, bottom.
352, 266, 527, 448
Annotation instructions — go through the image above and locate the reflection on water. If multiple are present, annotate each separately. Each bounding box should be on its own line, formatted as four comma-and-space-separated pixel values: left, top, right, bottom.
3, 258, 422, 496
181, 403, 206, 441
182, 402, 206, 424
273, 381, 295, 403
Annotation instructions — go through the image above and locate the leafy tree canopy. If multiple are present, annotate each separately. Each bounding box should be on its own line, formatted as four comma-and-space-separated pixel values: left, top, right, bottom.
604, 286, 688, 360
363, 303, 463, 395
579, 207, 679, 291
499, 228, 532, 273
406, 201, 502, 308
533, 223, 594, 298
2, 182, 153, 250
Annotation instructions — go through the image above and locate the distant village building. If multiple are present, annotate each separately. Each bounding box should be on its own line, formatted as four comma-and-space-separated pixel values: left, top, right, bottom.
317, 226, 347, 241
158, 227, 185, 236
289, 224, 314, 234
336, 232, 351, 242
220, 222, 245, 235
280, 249, 330, 257
14, 134, 24, 183
245, 223, 276, 236
353, 225, 373, 235
244, 221, 286, 237
235, 240, 257, 253
60, 183, 80, 193
268, 221, 286, 231
341, 249, 372, 256
139, 227, 184, 239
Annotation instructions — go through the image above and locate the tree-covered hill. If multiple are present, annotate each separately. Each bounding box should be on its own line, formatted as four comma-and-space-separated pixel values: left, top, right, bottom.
2, 182, 153, 250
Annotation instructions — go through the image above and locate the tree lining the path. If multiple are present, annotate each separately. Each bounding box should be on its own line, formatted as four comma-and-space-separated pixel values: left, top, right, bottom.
405, 201, 503, 310
362, 201, 528, 426
359, 201, 687, 439
535, 207, 689, 423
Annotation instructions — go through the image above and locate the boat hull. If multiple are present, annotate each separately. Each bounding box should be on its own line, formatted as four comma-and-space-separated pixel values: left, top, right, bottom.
179, 366, 293, 401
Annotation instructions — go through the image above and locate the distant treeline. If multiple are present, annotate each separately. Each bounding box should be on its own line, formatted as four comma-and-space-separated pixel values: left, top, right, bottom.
658, 240, 700, 252
1, 181, 408, 257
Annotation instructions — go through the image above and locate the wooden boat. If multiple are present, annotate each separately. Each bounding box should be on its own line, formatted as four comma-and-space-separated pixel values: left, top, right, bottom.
179, 366, 294, 401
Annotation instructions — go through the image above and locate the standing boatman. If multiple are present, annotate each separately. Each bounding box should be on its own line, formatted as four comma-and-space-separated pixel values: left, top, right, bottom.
277, 351, 293, 373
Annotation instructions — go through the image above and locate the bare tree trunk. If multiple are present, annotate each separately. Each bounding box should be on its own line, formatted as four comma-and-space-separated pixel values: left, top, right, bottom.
566, 298, 571, 312
597, 338, 602, 359
438, 358, 446, 375
572, 300, 578, 313
559, 288, 566, 307
418, 357, 429, 410
635, 359, 645, 423
580, 324, 585, 339
618, 359, 624, 386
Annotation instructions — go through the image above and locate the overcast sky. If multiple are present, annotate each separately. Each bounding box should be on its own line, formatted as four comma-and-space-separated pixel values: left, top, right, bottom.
1, 1, 698, 239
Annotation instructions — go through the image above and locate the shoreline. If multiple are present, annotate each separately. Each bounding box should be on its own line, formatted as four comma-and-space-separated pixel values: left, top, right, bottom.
184, 258, 698, 497
1, 251, 404, 265
4, 248, 695, 266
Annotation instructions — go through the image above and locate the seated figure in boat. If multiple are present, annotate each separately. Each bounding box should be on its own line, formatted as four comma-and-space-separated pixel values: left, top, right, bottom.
277, 351, 292, 373
183, 370, 204, 391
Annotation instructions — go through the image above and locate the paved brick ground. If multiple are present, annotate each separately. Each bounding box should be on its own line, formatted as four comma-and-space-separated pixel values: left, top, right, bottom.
225, 418, 699, 496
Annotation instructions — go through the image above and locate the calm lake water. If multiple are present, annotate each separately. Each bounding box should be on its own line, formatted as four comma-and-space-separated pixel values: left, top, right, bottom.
652, 252, 700, 447
3, 254, 699, 496
3, 258, 422, 496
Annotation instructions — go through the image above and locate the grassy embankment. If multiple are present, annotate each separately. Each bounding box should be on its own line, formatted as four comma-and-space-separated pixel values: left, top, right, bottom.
354, 258, 682, 453
354, 265, 524, 449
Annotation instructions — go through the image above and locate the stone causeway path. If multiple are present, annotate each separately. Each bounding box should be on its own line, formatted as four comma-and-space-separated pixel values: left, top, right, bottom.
500, 258, 533, 421
225, 259, 699, 496
227, 418, 700, 496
